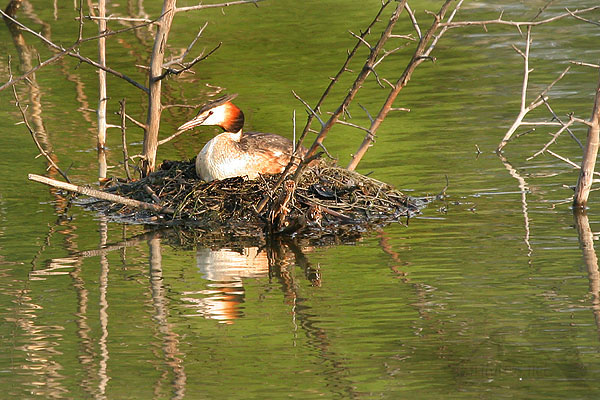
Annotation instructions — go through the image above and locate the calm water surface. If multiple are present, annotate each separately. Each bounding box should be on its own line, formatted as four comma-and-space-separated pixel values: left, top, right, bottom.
1, 0, 600, 398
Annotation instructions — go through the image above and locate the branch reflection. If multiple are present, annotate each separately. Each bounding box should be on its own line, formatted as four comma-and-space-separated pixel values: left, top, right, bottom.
573, 209, 600, 338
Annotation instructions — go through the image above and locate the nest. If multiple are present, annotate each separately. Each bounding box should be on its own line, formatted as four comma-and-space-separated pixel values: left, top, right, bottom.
88, 159, 427, 244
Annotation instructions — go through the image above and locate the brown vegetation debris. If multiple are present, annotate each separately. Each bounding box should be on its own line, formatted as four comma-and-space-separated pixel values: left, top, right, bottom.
90, 159, 426, 239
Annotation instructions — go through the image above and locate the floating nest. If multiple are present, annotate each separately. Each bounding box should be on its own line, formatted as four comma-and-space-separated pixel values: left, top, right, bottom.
87, 159, 428, 244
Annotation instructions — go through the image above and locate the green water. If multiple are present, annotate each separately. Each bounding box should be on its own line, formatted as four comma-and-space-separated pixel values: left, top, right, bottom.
2, 0, 600, 398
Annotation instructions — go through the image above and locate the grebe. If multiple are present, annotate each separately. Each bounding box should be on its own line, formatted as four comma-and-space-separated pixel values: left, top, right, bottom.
178, 94, 306, 181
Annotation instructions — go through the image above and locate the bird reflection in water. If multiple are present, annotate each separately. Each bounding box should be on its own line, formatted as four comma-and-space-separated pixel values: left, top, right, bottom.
181, 240, 319, 324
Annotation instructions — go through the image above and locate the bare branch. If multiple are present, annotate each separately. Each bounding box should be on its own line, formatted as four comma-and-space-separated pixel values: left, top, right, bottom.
157, 128, 187, 146
566, 8, 600, 27
81, 15, 154, 23
349, 30, 373, 50
292, 90, 326, 128
0, 9, 150, 93
570, 60, 600, 69
332, 119, 371, 133
358, 103, 374, 124
10, 63, 71, 183
255, 0, 394, 214
547, 150, 600, 177
497, 27, 571, 152
0, 48, 70, 92
526, 118, 576, 160
28, 174, 174, 214
441, 6, 600, 29
175, 0, 263, 13
574, 70, 600, 207
163, 21, 209, 68
404, 2, 422, 39
348, 0, 458, 171
123, 113, 146, 130
157, 42, 222, 80
542, 100, 583, 149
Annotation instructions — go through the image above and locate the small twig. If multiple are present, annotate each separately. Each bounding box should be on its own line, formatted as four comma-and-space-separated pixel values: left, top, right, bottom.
498, 31, 571, 152
77, 0, 84, 42
162, 103, 202, 110
158, 129, 186, 146
404, 2, 422, 39
333, 119, 371, 133
80, 15, 154, 23
570, 60, 600, 69
349, 30, 373, 50
0, 9, 150, 93
175, 0, 263, 13
144, 184, 162, 204
546, 149, 600, 176
565, 8, 600, 27
156, 42, 222, 80
542, 99, 583, 149
292, 90, 326, 128
441, 6, 600, 29
526, 118, 576, 160
123, 113, 146, 130
163, 21, 209, 68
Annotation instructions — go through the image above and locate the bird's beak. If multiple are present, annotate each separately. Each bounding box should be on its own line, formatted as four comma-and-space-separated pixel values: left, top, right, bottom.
178, 113, 207, 132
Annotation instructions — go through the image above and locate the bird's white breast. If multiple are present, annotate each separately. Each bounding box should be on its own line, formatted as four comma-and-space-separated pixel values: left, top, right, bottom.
196, 133, 259, 181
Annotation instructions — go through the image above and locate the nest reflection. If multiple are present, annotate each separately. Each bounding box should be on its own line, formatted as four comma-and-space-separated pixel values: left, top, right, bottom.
181, 239, 319, 324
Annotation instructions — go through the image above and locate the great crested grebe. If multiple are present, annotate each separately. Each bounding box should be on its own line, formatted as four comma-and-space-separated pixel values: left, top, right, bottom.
178, 94, 306, 181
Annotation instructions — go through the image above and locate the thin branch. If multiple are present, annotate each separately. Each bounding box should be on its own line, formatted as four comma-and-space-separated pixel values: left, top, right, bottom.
441, 6, 600, 29
565, 8, 600, 27
28, 174, 174, 214
0, 9, 150, 93
81, 15, 154, 23
526, 118, 576, 160
424, 0, 465, 57
295, 0, 392, 149
0, 48, 70, 92
156, 42, 222, 80
163, 21, 209, 68
255, 0, 394, 214
570, 60, 600, 69
10, 64, 71, 183
332, 119, 371, 133
307, 0, 409, 161
77, 0, 84, 42
349, 30, 373, 50
404, 2, 422, 39
292, 90, 326, 128
97, 0, 108, 181
123, 113, 146, 130
497, 29, 571, 152
175, 0, 263, 13
574, 69, 600, 208
546, 149, 600, 177
347, 0, 458, 171
542, 99, 583, 149
157, 128, 186, 146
